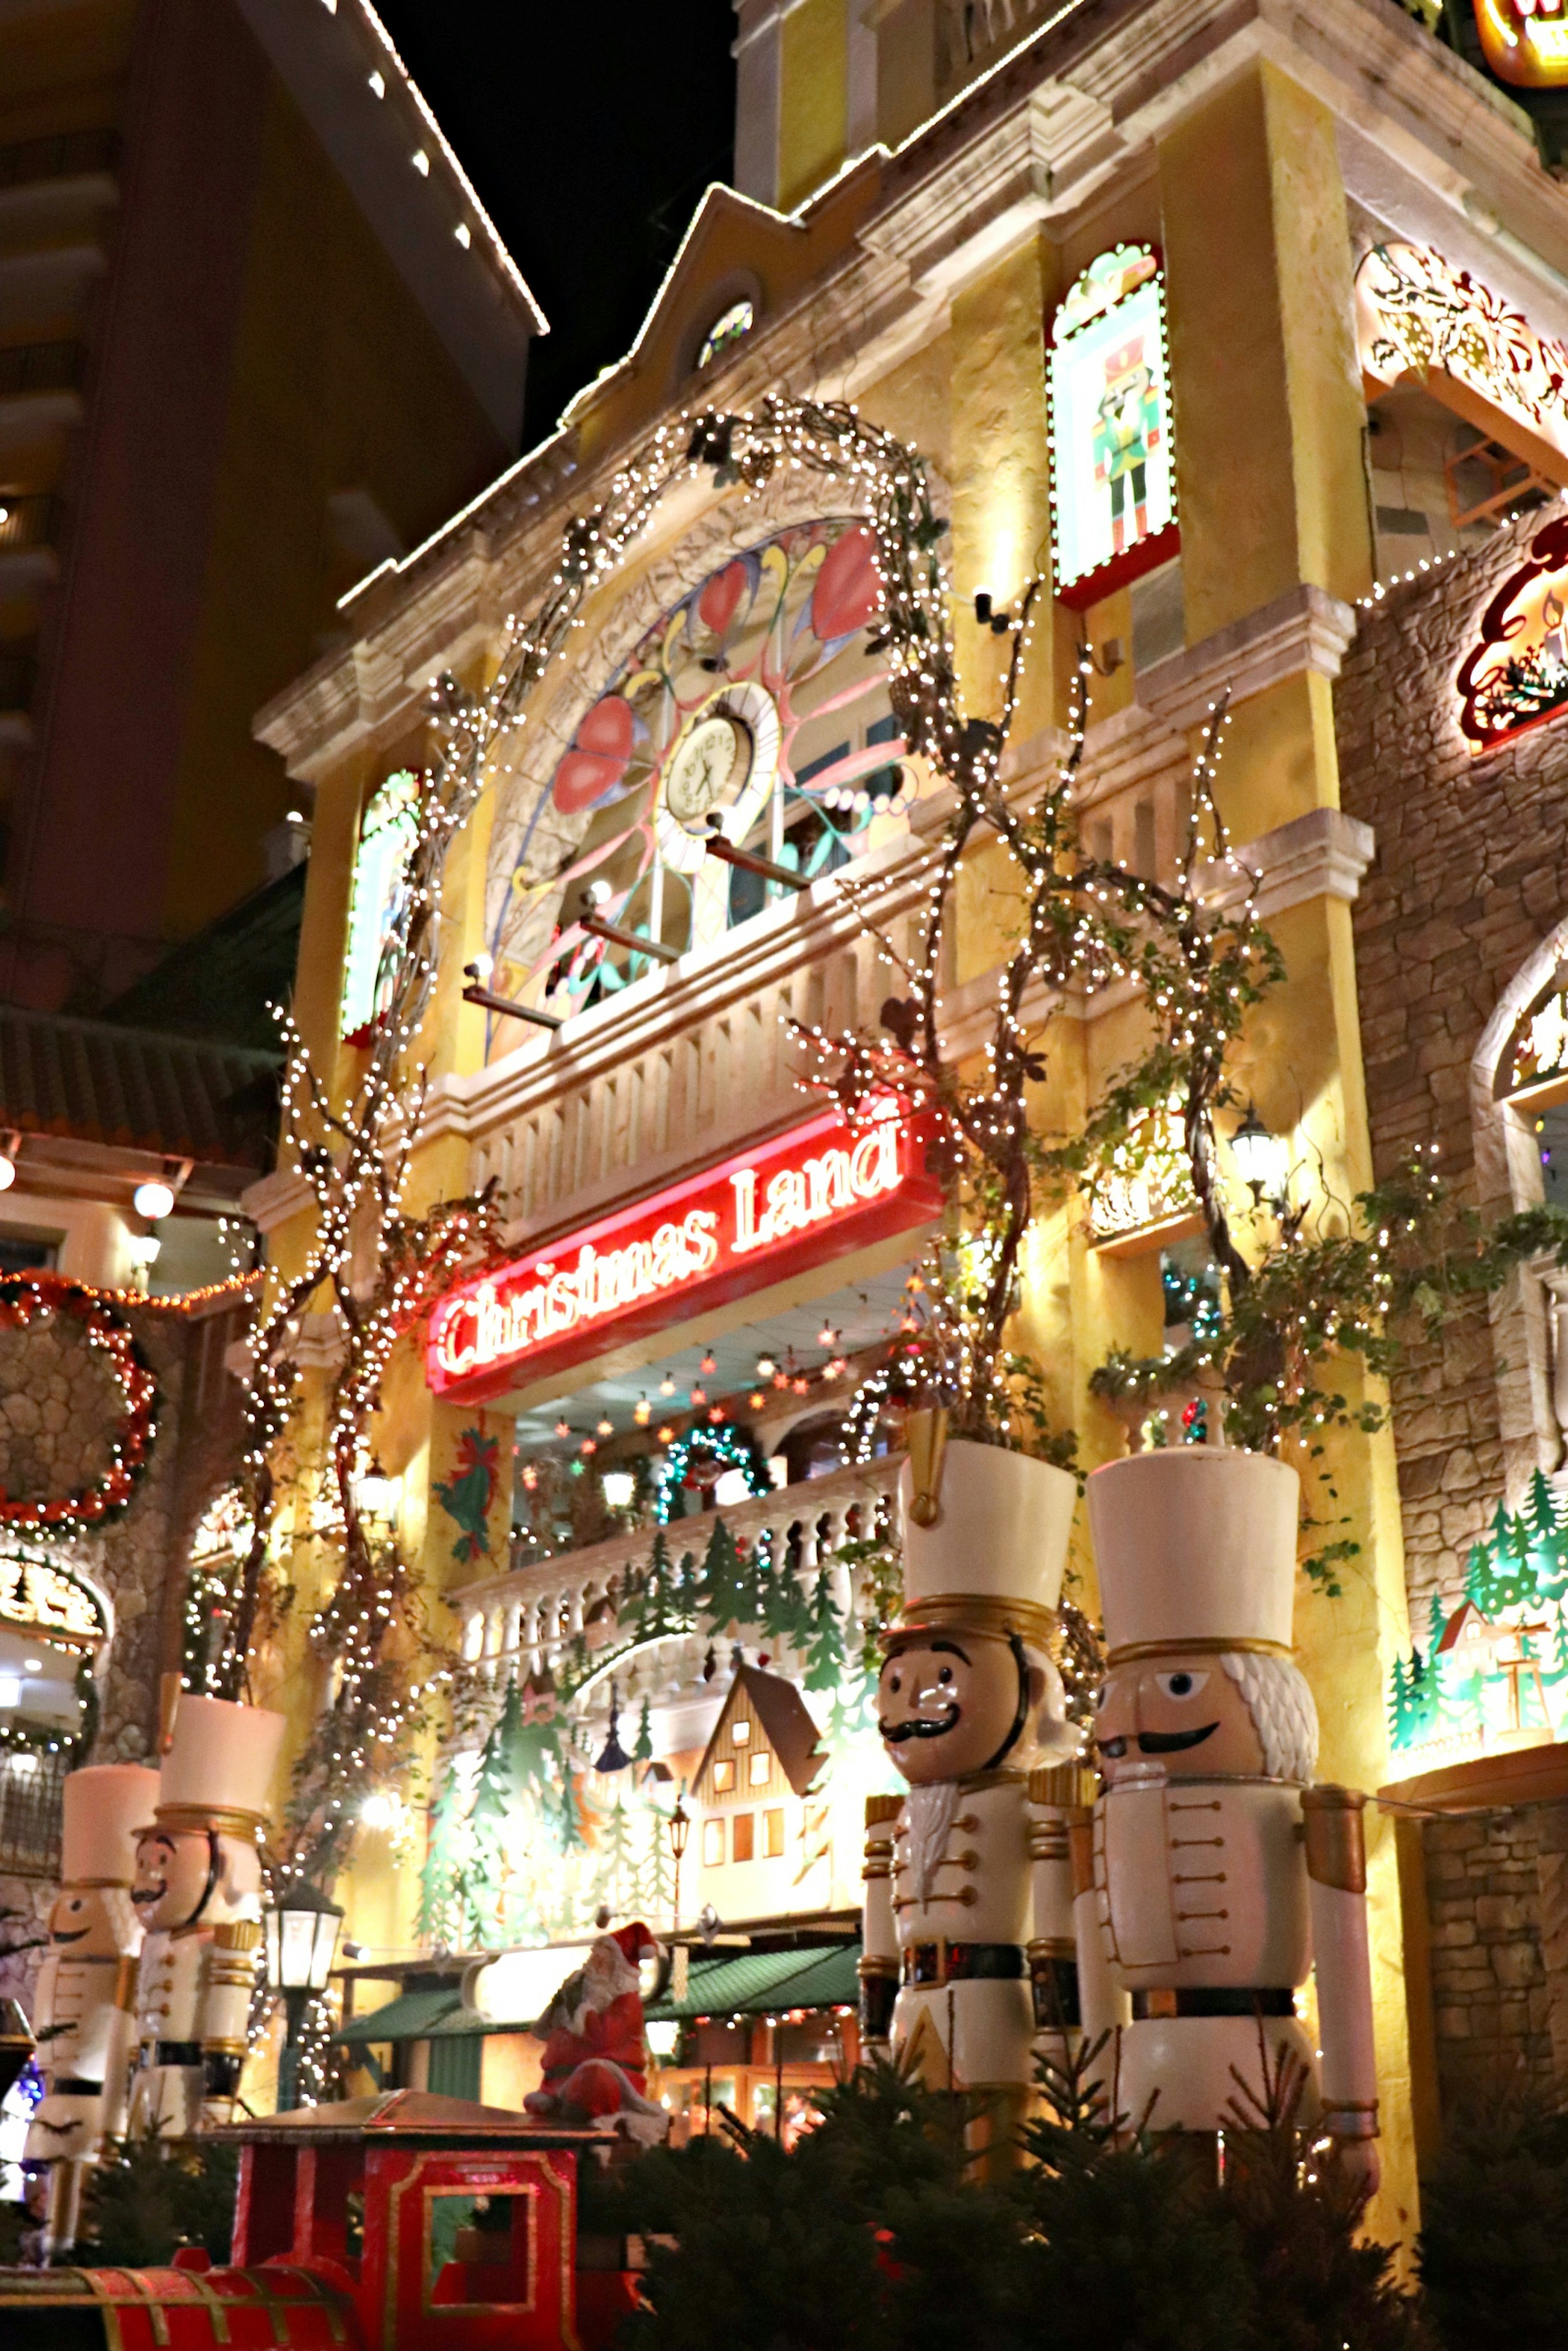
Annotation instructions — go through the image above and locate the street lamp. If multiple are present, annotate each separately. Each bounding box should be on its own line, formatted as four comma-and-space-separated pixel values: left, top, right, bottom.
1230, 1102, 1287, 1207
668, 1788, 690, 1930
264, 1877, 344, 2111
355, 1458, 398, 1534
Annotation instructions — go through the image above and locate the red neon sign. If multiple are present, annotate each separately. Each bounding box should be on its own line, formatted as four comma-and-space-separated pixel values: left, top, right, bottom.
427, 1107, 941, 1402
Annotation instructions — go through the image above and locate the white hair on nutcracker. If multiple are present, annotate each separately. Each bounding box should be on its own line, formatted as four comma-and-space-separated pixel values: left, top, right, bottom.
1218, 1651, 1319, 1784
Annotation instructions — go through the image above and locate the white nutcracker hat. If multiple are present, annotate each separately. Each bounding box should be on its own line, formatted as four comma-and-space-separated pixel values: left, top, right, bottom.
895, 1415, 1076, 1652
149, 1683, 285, 1840
1087, 1447, 1300, 1665
61, 1763, 160, 1883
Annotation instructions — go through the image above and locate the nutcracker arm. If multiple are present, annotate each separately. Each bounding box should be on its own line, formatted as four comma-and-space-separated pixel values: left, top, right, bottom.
1027, 1764, 1092, 2049
860, 1795, 902, 2048
1301, 1786, 1379, 2148
1068, 1804, 1130, 2040
199, 1919, 263, 2101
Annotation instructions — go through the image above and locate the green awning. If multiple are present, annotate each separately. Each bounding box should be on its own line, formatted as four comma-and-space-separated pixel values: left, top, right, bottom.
339, 1986, 462, 2044
646, 1940, 860, 2023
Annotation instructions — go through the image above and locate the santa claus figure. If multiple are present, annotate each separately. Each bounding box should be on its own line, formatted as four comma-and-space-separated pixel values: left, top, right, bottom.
524, 1922, 667, 2142
860, 1411, 1090, 2149
129, 1679, 284, 2140
25, 1761, 160, 2258
1079, 1447, 1379, 2182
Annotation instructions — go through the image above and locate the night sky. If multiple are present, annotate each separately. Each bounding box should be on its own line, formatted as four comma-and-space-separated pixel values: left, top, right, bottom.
372, 0, 738, 447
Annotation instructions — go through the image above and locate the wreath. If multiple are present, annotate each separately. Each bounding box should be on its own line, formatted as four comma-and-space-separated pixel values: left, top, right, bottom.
653, 1420, 771, 1525
0, 1273, 158, 1532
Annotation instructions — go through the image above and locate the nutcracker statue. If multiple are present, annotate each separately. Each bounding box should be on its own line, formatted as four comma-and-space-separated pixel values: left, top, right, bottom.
860, 1412, 1089, 2150
128, 1678, 285, 2140
1080, 1447, 1379, 2180
1092, 334, 1161, 555
24, 1761, 160, 2258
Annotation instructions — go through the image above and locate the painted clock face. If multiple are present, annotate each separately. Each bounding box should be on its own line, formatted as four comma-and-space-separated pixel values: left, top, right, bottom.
664, 714, 753, 830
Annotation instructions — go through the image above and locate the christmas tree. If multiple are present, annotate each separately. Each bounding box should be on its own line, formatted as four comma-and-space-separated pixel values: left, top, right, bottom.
694, 1516, 748, 1634
633, 1696, 654, 1764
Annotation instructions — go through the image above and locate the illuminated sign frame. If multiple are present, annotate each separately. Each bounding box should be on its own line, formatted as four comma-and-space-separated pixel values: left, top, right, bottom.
1047, 244, 1179, 610
427, 1108, 942, 1402
1455, 511, 1568, 753
0, 1544, 107, 1650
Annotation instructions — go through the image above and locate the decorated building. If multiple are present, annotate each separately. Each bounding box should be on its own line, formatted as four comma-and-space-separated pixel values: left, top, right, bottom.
234, 0, 1568, 2249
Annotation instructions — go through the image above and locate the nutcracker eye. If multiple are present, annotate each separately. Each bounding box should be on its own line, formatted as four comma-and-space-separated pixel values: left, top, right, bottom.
937, 1667, 953, 1685
1155, 1670, 1208, 1701
889, 1673, 901, 1694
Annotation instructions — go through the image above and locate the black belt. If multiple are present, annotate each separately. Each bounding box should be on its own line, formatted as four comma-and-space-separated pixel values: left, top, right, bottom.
1131, 1988, 1296, 2021
155, 2039, 203, 2066
902, 1941, 1025, 1989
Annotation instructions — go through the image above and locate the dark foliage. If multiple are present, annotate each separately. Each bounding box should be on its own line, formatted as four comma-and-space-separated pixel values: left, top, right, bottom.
1419, 2096, 1568, 2349
76, 2139, 238, 2267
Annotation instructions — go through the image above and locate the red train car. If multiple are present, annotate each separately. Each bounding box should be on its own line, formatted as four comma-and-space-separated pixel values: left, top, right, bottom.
0, 2091, 643, 2351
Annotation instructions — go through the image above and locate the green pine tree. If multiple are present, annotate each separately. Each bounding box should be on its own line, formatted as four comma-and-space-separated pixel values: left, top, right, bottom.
802, 1566, 847, 1692
639, 1796, 675, 1926
633, 1696, 654, 1763
695, 1516, 747, 1633
417, 1761, 470, 1948
604, 1793, 639, 1914
466, 1692, 521, 1945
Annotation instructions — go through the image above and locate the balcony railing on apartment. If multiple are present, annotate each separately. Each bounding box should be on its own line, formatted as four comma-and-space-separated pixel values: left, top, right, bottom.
452, 1456, 904, 1717
0, 650, 36, 716
0, 1746, 67, 1877
0, 129, 117, 191
0, 494, 59, 557
0, 342, 86, 401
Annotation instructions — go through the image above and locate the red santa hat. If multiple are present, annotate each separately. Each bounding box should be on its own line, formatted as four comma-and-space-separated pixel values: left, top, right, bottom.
610, 1921, 659, 1966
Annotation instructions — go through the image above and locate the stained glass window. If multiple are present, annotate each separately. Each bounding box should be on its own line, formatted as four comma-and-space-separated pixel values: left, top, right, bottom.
341, 769, 419, 1042
482, 518, 918, 1035
697, 299, 754, 371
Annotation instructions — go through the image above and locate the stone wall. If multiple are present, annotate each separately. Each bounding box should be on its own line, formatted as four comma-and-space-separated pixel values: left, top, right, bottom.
1421, 1800, 1568, 2108
1335, 501, 1568, 1628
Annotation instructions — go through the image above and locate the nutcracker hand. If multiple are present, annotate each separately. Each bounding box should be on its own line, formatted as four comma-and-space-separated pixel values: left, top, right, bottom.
1330, 2135, 1380, 2199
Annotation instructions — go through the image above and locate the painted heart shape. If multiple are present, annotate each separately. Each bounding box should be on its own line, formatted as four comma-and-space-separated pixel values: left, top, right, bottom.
811, 525, 881, 644
698, 559, 750, 639
554, 697, 635, 813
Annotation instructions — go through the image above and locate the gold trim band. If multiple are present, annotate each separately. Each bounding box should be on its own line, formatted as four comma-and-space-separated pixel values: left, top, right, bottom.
1106, 1636, 1294, 1667
145, 1804, 267, 1840
889, 1593, 1060, 1651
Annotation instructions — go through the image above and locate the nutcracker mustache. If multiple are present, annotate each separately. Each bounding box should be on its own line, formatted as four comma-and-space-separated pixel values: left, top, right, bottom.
1099, 1723, 1218, 1758
880, 1704, 962, 1742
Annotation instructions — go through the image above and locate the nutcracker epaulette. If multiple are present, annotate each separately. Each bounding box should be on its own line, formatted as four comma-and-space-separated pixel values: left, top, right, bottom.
865, 1794, 904, 1828
211, 1918, 263, 1952
1027, 1761, 1098, 1808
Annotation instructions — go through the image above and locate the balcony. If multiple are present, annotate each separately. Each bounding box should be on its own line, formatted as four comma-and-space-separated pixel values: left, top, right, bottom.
449, 1454, 902, 1730
0, 1746, 67, 1877
0, 492, 60, 592
0, 130, 118, 193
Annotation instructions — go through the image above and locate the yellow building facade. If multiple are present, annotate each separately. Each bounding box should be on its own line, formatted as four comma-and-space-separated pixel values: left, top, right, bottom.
246, 0, 1568, 2240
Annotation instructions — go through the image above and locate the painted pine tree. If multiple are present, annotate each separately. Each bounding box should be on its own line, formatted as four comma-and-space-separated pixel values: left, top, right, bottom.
417, 1759, 470, 1948
466, 1688, 522, 1946
633, 1696, 654, 1765
639, 1794, 675, 1927
802, 1565, 848, 1692
602, 1792, 639, 1917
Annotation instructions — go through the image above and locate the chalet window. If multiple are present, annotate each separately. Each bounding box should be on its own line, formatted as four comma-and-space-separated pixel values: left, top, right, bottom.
748, 1750, 771, 1788
712, 1758, 735, 1793
732, 1813, 755, 1863
764, 1808, 785, 1858
702, 1818, 725, 1867
732, 1719, 751, 1743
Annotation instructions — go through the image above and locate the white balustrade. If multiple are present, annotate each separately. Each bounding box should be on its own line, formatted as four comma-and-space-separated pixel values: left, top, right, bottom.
448, 1455, 904, 1712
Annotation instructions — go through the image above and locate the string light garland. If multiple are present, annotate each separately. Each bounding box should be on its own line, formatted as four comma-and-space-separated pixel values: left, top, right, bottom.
0, 1273, 158, 1532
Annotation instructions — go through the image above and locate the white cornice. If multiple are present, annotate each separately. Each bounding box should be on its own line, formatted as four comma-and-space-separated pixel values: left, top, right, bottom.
1138, 582, 1360, 732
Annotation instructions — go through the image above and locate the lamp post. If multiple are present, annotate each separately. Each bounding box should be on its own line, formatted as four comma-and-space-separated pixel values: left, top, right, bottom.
263, 1878, 344, 2111
668, 1790, 690, 1932
354, 1458, 398, 1536
1230, 1102, 1288, 1208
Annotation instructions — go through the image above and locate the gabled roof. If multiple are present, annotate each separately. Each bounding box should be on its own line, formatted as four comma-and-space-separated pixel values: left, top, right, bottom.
214, 2088, 605, 2144
1437, 1599, 1501, 1654
695, 1663, 825, 1801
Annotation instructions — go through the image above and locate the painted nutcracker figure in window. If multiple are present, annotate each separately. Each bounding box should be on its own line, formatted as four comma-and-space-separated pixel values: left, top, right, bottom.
1093, 335, 1162, 557
128, 1678, 284, 2139
24, 1761, 160, 2257
1077, 1448, 1379, 2182
859, 1412, 1093, 2153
